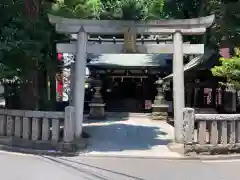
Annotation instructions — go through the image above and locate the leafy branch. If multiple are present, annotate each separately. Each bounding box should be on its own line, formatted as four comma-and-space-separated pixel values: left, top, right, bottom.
49, 0, 165, 20
211, 47, 240, 89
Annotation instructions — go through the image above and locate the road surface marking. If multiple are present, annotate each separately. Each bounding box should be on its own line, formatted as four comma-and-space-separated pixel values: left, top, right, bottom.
202, 159, 240, 163
0, 150, 33, 157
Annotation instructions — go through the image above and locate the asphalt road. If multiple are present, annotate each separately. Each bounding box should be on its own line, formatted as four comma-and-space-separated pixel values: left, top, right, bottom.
0, 152, 239, 180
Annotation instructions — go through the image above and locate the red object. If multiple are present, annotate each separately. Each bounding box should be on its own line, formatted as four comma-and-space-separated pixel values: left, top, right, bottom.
57, 79, 63, 101
57, 81, 63, 94
58, 53, 63, 61
56, 53, 63, 101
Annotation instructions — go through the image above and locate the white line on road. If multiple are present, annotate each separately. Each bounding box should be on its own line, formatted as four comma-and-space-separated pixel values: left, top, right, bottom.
0, 150, 33, 157
202, 159, 240, 163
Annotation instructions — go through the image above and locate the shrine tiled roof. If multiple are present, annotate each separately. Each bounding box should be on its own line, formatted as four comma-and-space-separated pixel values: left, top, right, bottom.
87, 54, 172, 67
163, 49, 217, 80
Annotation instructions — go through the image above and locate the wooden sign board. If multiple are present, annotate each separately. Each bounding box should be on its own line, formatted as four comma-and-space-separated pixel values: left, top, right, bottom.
123, 28, 137, 53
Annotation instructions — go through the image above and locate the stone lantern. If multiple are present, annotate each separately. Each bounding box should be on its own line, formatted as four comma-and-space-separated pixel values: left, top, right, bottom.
152, 78, 169, 120
88, 76, 106, 119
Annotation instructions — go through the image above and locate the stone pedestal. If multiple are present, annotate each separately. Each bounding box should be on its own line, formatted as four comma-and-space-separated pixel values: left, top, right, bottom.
89, 103, 105, 119
152, 78, 169, 120
88, 79, 106, 119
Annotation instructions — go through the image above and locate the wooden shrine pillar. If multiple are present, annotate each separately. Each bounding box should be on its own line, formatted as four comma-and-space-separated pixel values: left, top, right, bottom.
212, 86, 217, 108
224, 86, 237, 113
186, 84, 193, 107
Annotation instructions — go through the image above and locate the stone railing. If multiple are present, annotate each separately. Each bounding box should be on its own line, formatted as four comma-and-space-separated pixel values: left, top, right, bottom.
0, 106, 77, 152
183, 108, 240, 155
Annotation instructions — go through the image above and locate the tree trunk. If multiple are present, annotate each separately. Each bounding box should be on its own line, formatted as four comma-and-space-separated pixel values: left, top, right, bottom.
49, 71, 57, 110
24, 0, 41, 18
19, 0, 41, 110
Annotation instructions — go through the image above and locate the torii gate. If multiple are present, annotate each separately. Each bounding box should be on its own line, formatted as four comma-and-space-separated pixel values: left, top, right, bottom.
48, 14, 215, 143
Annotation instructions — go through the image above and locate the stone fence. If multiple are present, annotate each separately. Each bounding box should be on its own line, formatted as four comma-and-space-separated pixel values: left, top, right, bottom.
0, 106, 78, 152
183, 108, 240, 155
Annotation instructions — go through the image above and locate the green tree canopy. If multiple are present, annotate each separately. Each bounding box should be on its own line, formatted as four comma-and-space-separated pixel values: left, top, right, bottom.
0, 0, 62, 109
50, 0, 165, 20
211, 47, 240, 89
0, 0, 58, 82
206, 1, 240, 47
166, 0, 239, 47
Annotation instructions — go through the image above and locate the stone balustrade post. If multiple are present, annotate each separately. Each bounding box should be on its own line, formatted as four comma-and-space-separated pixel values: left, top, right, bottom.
64, 106, 75, 142
182, 108, 195, 144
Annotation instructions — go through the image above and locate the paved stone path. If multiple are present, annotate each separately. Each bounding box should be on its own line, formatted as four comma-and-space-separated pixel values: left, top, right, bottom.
82, 116, 182, 158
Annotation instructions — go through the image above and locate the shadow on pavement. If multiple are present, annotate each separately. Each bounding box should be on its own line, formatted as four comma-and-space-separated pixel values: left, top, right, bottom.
84, 123, 171, 153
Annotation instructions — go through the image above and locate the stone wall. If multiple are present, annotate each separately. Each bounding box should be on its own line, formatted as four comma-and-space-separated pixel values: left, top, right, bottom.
0, 106, 78, 153
182, 108, 240, 155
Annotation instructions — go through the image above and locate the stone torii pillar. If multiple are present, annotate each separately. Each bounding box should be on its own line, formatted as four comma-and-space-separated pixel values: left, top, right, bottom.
173, 31, 185, 143
74, 27, 87, 138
